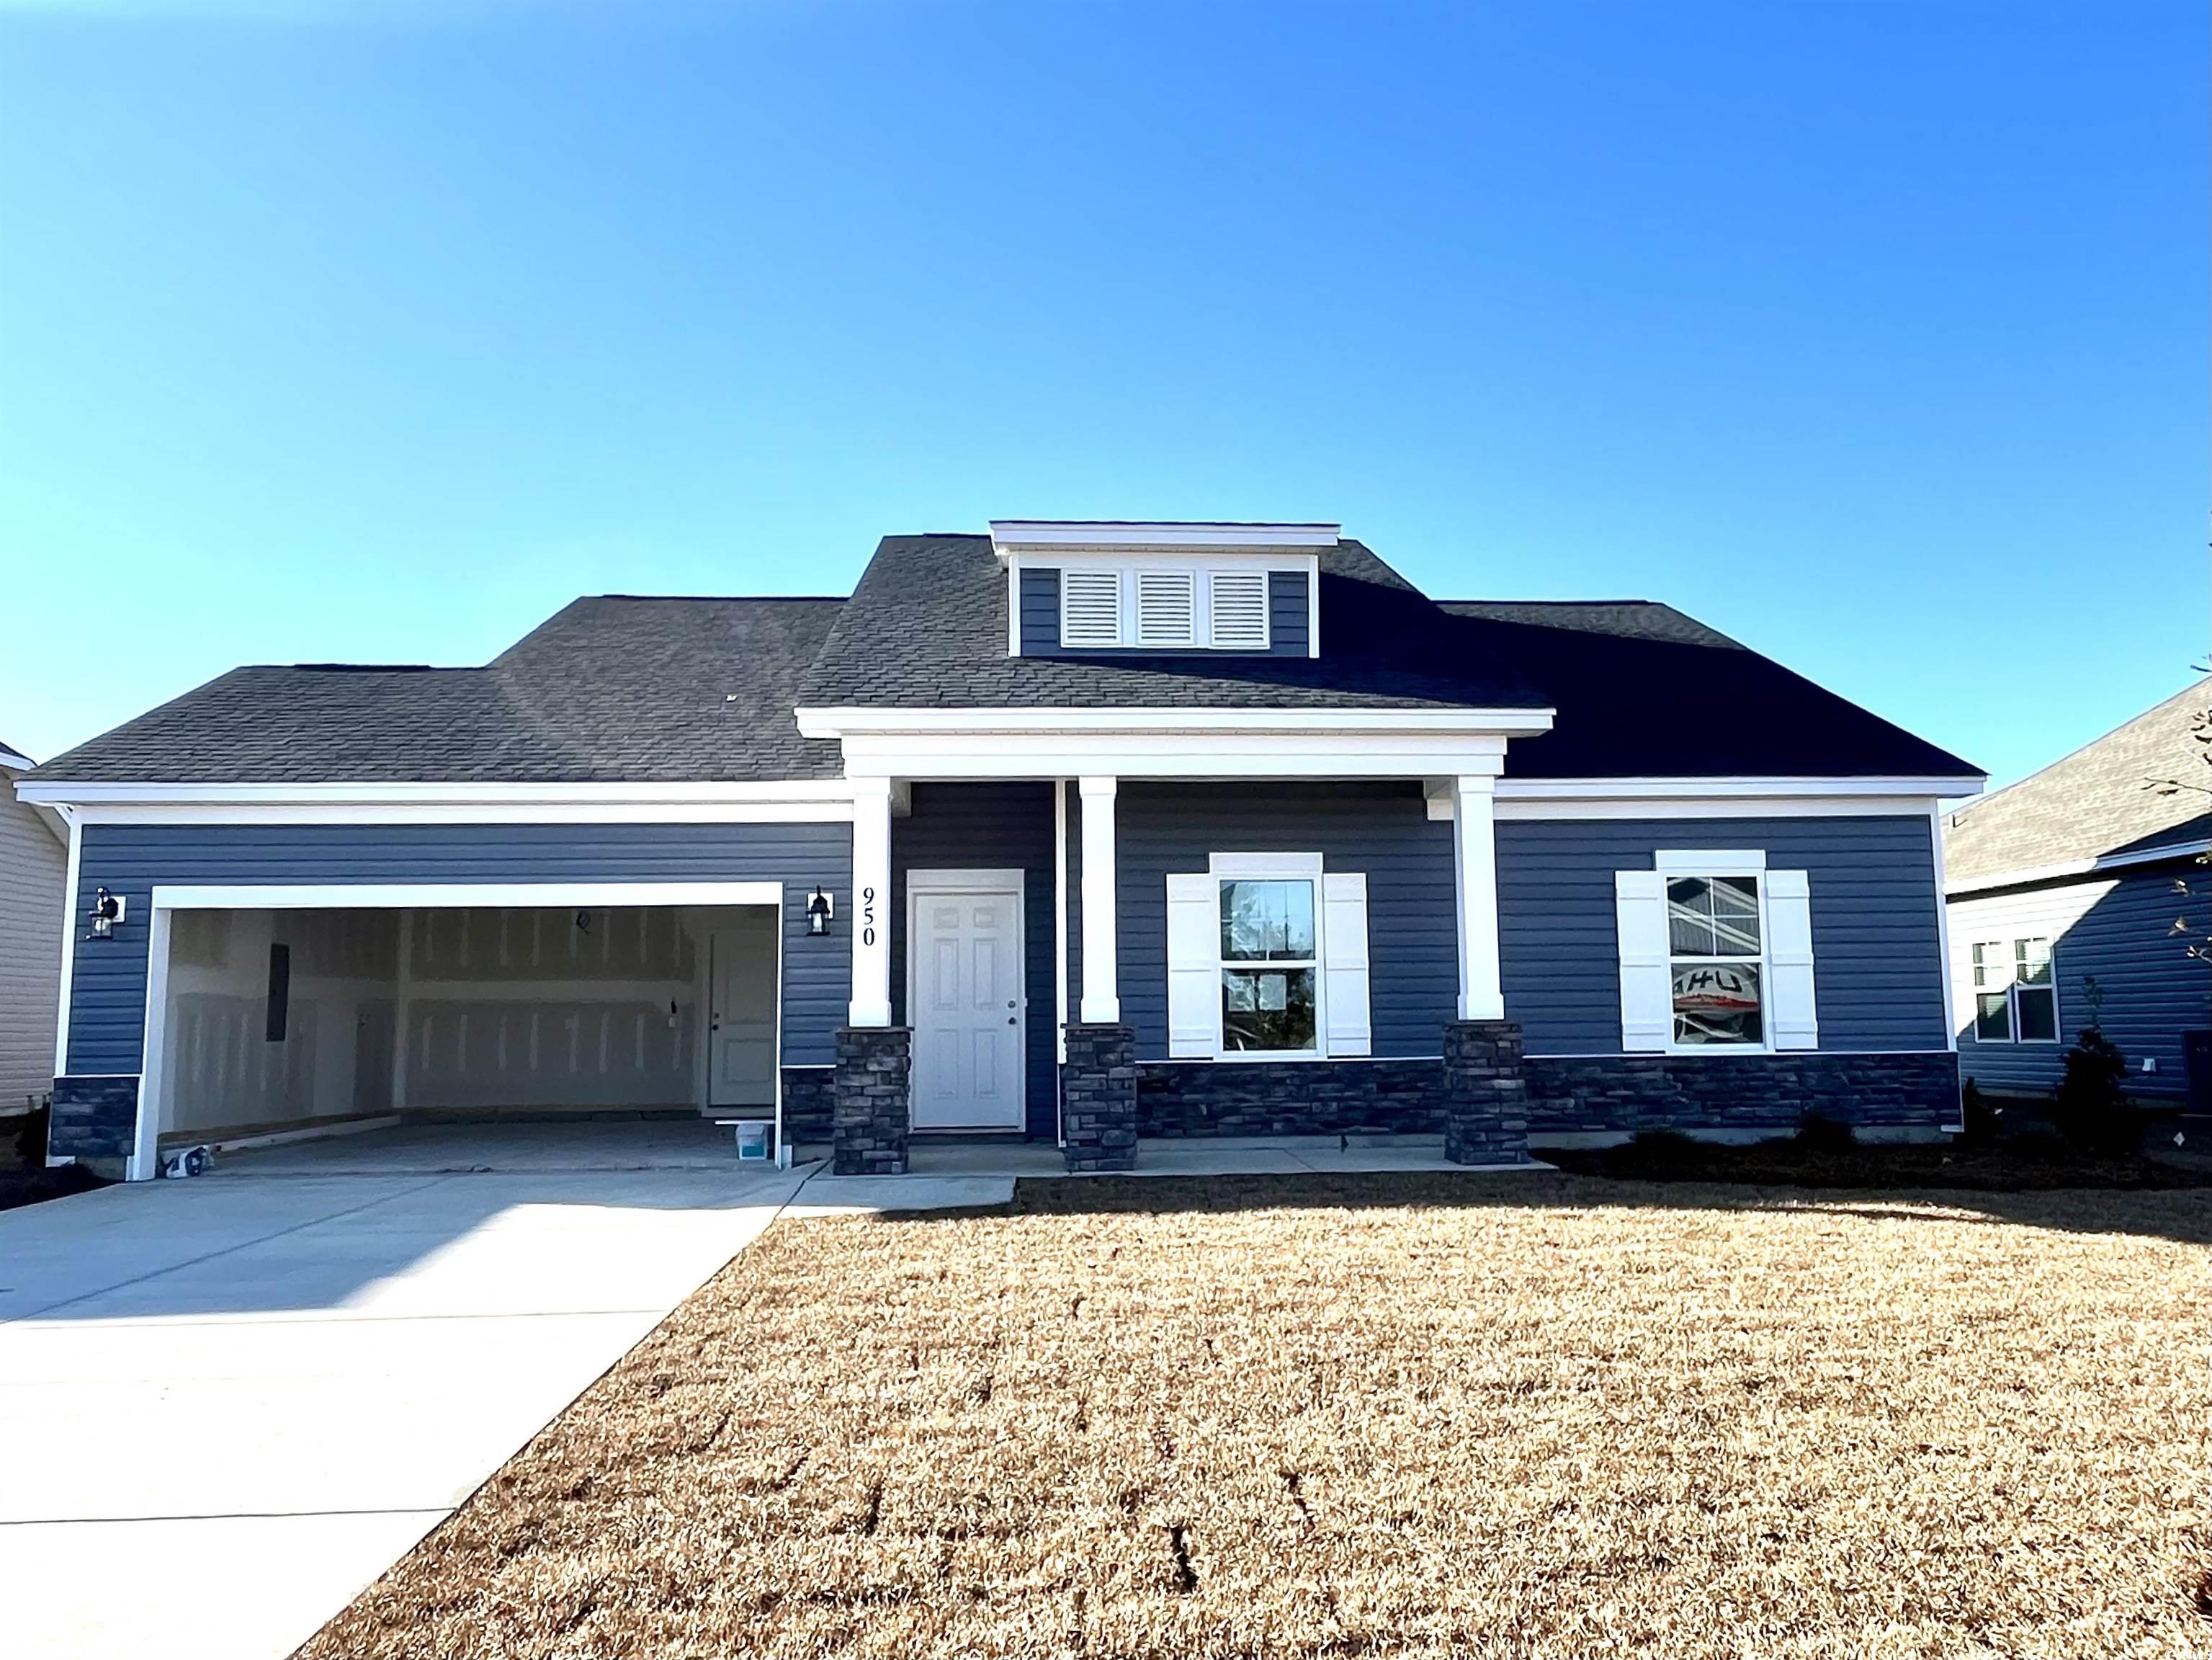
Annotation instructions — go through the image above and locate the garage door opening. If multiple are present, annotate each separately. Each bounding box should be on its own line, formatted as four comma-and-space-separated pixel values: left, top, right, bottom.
146, 893, 784, 1163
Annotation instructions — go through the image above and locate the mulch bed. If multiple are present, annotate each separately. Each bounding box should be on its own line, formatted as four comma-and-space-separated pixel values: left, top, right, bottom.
302, 1172, 2211, 1659
1542, 1130, 2212, 1192
0, 1161, 109, 1213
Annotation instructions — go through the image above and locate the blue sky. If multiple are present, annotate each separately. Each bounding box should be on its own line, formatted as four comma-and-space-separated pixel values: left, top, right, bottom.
1, 0, 2202, 790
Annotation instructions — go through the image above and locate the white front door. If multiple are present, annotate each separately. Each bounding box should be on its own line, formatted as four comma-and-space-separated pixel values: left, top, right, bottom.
709, 911, 778, 1108
908, 873, 1026, 1131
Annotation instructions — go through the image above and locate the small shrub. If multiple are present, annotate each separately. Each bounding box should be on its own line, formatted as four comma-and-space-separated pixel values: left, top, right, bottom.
1794, 1112, 1856, 1153
2053, 1027, 2140, 1157
1960, 1079, 2003, 1147
1621, 1128, 1702, 1164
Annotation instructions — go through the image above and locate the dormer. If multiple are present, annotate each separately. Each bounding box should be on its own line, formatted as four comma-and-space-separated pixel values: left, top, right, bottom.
991, 521, 1333, 659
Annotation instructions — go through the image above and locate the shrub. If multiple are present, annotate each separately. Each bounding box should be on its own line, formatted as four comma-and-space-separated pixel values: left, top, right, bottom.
1622, 1128, 1702, 1163
1960, 1079, 2003, 1146
1794, 1112, 1856, 1153
2053, 1027, 2140, 1157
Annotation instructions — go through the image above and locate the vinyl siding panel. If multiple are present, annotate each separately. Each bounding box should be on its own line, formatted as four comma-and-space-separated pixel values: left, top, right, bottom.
1496, 815, 1948, 1054
0, 784, 66, 1108
1072, 782, 1456, 1061
1018, 567, 1060, 655
66, 821, 853, 1075
1949, 866, 2208, 1097
1268, 570, 1309, 655
891, 782, 1058, 1137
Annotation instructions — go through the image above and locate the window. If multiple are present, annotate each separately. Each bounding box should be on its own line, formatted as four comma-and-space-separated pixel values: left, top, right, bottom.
1666, 873, 1764, 1045
1218, 877, 1318, 1053
1971, 937, 2058, 1043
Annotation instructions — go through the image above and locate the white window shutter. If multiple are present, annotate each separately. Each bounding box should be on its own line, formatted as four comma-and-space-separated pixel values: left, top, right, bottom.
1060, 569, 1123, 647
1165, 873, 1218, 1058
1614, 870, 1670, 1052
1208, 569, 1269, 650
1321, 871, 1371, 1057
1135, 571, 1196, 646
1765, 869, 1819, 1050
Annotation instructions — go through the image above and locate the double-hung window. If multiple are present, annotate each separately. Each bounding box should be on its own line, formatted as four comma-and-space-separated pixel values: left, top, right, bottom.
1665, 873, 1766, 1046
1971, 937, 2057, 1043
1217, 876, 1318, 1053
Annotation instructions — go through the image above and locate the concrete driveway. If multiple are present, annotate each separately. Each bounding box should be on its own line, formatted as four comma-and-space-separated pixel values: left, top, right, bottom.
0, 1128, 811, 1660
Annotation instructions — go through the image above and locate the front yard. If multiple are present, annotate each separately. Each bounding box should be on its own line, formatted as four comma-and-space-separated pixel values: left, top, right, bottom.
304, 1173, 2209, 1659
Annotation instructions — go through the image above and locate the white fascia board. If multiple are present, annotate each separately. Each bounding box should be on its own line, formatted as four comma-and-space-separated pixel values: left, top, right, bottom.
152, 880, 784, 911
797, 706, 1557, 738
0, 749, 34, 771
990, 521, 1340, 556
15, 779, 848, 805
836, 729, 1513, 780
17, 780, 859, 824
1495, 775, 1985, 800
1943, 837, 2212, 897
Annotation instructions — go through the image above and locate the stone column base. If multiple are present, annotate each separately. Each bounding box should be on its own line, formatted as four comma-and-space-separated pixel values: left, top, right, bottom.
833, 1027, 912, 1176
1443, 1019, 1531, 1166
1062, 1022, 1137, 1172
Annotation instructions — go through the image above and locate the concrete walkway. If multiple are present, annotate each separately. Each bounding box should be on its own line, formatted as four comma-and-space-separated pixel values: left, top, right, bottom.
0, 1149, 812, 1660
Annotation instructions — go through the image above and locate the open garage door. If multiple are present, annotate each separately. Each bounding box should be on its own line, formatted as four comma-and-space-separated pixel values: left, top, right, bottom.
143, 886, 784, 1166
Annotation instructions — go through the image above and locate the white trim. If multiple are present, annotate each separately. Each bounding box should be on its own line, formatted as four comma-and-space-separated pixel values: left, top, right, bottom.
1943, 838, 2211, 896
1078, 776, 1119, 1023
1053, 779, 1069, 1075
15, 779, 855, 807
1929, 806, 1958, 1048
52, 810, 81, 1075
990, 521, 1340, 553
1209, 851, 1325, 878
1451, 776, 1505, 1022
1654, 848, 1768, 875
1207, 855, 1327, 1062
1497, 795, 1953, 821
149, 881, 785, 911
849, 778, 892, 1027
904, 867, 1027, 1131
1656, 865, 1775, 1057
1497, 775, 1984, 800
0, 746, 34, 770
799, 705, 1553, 737
133, 905, 172, 1182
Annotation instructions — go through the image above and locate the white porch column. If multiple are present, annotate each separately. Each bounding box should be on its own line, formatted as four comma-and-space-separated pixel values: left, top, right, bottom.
1451, 773, 1505, 1022
1078, 775, 1121, 1024
848, 776, 894, 1027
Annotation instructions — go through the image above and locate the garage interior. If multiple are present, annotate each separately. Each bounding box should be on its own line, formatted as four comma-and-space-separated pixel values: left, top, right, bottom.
155, 903, 781, 1151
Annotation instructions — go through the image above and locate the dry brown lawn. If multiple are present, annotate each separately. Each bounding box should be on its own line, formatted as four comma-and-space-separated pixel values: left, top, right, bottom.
303, 1174, 2211, 1659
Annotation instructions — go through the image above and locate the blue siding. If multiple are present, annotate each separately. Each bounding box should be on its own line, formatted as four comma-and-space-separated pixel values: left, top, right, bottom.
1020, 566, 1309, 658
1268, 570, 1309, 654
66, 821, 853, 1074
1071, 782, 1457, 1061
1497, 815, 1948, 1054
890, 782, 1058, 1137
1951, 865, 2209, 1099
1018, 567, 1060, 654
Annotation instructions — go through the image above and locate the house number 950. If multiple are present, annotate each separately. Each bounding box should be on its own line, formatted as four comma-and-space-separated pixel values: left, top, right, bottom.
861, 885, 877, 948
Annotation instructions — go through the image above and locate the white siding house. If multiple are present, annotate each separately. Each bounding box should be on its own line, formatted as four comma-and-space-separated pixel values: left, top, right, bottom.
1, 742, 68, 1118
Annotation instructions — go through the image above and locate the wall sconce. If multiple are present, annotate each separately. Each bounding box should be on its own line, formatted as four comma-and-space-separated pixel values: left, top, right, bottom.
89, 888, 125, 940
806, 887, 835, 936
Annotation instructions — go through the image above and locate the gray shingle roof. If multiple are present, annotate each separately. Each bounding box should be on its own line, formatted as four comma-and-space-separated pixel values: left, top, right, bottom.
29, 597, 846, 785
1942, 680, 2212, 888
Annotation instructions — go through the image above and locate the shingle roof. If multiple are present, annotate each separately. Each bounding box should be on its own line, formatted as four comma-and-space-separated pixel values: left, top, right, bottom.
1942, 680, 2212, 889
29, 597, 846, 784
794, 535, 1552, 711
1437, 600, 1976, 780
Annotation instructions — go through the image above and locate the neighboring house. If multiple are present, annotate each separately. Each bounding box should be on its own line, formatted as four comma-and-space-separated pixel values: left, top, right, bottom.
1, 740, 68, 1119
1943, 682, 2212, 1105
19, 522, 1984, 1179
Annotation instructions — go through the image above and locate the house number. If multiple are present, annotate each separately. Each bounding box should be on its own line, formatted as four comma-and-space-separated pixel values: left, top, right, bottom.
861, 885, 877, 948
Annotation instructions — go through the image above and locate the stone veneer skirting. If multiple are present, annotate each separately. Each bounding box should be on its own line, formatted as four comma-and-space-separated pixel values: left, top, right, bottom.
50, 1074, 139, 1171
833, 1027, 912, 1176
779, 1066, 834, 1146
1132, 1050, 1961, 1138
1061, 1023, 1137, 1172
1443, 1019, 1531, 1165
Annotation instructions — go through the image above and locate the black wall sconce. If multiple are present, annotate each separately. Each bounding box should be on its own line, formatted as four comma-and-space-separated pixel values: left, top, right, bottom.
88, 887, 125, 940
806, 887, 835, 936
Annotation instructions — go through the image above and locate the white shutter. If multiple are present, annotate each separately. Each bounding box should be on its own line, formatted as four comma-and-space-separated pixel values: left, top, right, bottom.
1765, 869, 1819, 1050
1614, 870, 1671, 1052
1321, 871, 1371, 1057
1165, 873, 1218, 1058
1060, 568, 1123, 647
1207, 569, 1269, 650
1135, 571, 1196, 646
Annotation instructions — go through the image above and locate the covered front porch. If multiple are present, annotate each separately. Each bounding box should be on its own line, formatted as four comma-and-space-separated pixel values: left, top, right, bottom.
810, 710, 1548, 1177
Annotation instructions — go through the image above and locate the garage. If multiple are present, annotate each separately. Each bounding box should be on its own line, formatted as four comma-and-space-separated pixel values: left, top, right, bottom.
142, 885, 788, 1166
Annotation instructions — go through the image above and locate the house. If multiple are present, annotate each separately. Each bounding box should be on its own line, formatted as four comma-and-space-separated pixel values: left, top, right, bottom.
1, 741, 68, 1125
17, 522, 1984, 1179
1942, 682, 2212, 1107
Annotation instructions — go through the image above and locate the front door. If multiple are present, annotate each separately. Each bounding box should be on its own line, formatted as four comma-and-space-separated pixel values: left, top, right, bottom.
709, 911, 778, 1108
908, 872, 1026, 1130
